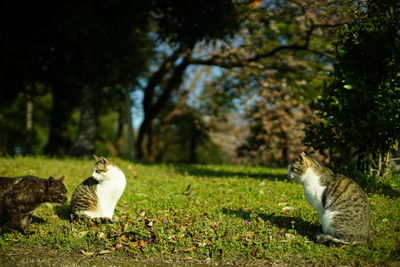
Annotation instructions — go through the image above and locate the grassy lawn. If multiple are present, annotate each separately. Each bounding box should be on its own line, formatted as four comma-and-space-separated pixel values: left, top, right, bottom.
0, 156, 399, 265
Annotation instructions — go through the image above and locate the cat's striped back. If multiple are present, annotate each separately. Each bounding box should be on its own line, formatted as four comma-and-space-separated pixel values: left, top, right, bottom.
69, 177, 99, 216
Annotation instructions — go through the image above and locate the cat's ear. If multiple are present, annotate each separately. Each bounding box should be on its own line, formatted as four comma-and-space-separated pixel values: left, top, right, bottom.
48, 176, 55, 186
296, 153, 304, 163
93, 155, 101, 162
101, 156, 110, 164
299, 152, 313, 167
58, 176, 65, 182
298, 152, 310, 165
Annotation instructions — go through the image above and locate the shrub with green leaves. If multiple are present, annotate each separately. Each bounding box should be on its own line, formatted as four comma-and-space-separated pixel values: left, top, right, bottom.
306, 6, 400, 177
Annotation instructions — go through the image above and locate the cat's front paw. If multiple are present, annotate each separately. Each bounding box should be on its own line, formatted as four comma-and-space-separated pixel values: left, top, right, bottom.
100, 217, 114, 224
70, 213, 89, 221
87, 217, 114, 225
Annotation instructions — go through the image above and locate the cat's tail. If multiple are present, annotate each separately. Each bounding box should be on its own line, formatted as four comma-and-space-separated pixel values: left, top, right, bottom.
316, 234, 359, 245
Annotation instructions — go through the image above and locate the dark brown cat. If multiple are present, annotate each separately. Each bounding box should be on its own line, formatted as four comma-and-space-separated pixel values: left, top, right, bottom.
0, 175, 67, 234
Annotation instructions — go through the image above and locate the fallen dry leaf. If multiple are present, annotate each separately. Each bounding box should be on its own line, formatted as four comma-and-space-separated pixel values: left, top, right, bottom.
132, 239, 147, 247
80, 250, 94, 256
197, 242, 207, 247
115, 243, 125, 251
138, 211, 146, 217
245, 231, 256, 241
183, 246, 196, 252
209, 222, 218, 231
251, 247, 258, 257
98, 250, 112, 255
139, 239, 147, 247
119, 234, 129, 241
256, 216, 265, 225
284, 233, 295, 239
98, 232, 106, 239
281, 206, 294, 212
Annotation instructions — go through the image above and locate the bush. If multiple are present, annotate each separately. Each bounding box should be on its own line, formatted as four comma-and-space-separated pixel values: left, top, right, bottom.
305, 6, 400, 178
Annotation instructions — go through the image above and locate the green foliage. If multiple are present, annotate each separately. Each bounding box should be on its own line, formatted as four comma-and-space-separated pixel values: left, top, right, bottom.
151, 104, 221, 164
0, 157, 399, 265
0, 94, 26, 155
305, 7, 400, 176
154, 0, 240, 45
0, 89, 53, 155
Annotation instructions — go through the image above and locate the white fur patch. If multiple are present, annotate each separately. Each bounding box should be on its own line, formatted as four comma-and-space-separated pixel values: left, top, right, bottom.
92, 165, 126, 219
296, 167, 338, 235
300, 168, 326, 221
76, 210, 102, 218
287, 167, 294, 179
321, 209, 337, 236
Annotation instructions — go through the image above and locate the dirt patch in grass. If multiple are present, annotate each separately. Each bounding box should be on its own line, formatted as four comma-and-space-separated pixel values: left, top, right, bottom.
0, 246, 293, 267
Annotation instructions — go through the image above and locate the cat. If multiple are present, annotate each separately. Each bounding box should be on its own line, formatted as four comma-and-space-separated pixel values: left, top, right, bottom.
288, 152, 371, 245
0, 175, 67, 234
69, 155, 126, 221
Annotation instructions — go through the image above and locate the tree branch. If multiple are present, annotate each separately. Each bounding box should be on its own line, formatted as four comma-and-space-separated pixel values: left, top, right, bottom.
188, 44, 310, 68
152, 48, 193, 116
188, 22, 343, 68
142, 45, 185, 113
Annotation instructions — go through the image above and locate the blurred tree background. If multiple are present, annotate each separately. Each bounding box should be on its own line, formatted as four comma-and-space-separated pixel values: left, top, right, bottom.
1, 0, 399, 177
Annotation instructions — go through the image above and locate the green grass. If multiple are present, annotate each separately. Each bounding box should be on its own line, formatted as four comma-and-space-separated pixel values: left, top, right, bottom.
0, 156, 399, 265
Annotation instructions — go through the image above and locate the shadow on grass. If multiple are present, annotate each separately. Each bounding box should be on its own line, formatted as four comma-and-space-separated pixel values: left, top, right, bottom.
347, 170, 400, 198
365, 183, 400, 198
54, 204, 71, 220
30, 215, 46, 224
222, 207, 319, 240
174, 165, 288, 181
175, 165, 400, 198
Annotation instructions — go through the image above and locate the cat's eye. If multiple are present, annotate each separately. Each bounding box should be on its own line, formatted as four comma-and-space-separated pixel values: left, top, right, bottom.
95, 169, 103, 174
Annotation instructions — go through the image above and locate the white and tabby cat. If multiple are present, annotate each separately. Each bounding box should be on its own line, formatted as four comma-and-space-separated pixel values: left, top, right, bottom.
288, 152, 370, 245
70, 155, 126, 220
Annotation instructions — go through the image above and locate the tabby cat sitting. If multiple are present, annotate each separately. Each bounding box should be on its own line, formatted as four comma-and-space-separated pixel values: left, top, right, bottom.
0, 175, 67, 234
70, 155, 126, 221
288, 152, 370, 245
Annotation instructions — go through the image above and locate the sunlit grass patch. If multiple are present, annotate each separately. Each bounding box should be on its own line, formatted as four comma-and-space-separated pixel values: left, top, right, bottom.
0, 156, 399, 265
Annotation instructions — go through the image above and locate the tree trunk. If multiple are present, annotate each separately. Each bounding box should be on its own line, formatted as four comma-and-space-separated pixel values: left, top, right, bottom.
125, 87, 135, 159
24, 86, 34, 154
136, 47, 193, 160
114, 108, 125, 156
44, 85, 74, 155
189, 128, 199, 163
136, 117, 150, 159
69, 86, 98, 156
135, 47, 183, 159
